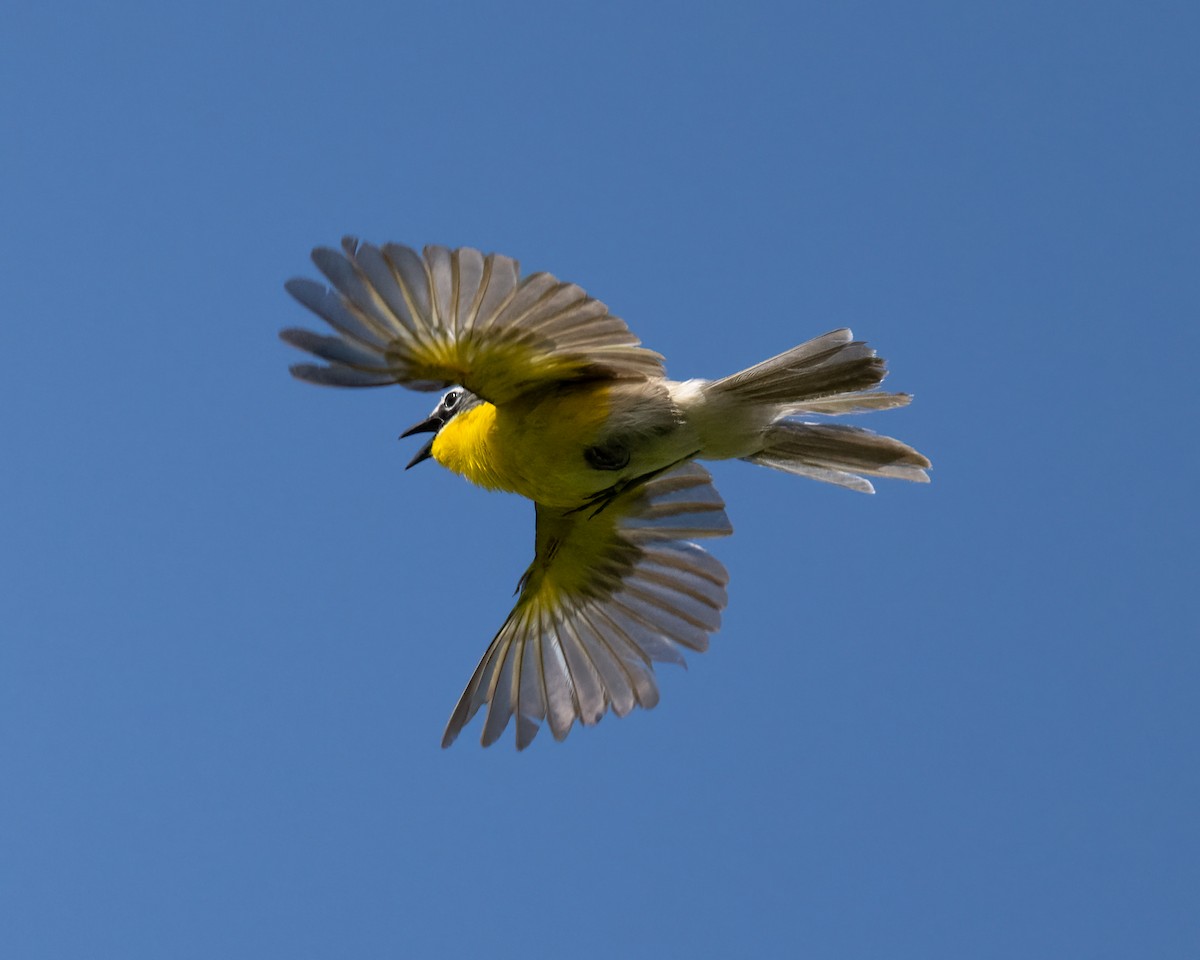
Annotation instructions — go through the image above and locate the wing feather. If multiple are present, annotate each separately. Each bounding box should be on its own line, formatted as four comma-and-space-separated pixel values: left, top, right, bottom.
354, 244, 424, 337
606, 593, 711, 654
453, 246, 486, 335
515, 618, 547, 750
278, 328, 393, 372
589, 604, 662, 710
541, 620, 578, 742
287, 364, 399, 387
426, 245, 455, 334
481, 628, 518, 747
568, 610, 638, 719
555, 611, 608, 725
284, 239, 665, 403
441, 463, 732, 749
284, 277, 390, 349
385, 243, 435, 332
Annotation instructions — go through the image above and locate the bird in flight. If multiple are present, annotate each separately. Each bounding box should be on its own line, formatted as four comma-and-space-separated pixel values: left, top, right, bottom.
281, 238, 930, 749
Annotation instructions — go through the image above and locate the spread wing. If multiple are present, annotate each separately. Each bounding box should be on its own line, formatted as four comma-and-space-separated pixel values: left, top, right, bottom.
280, 237, 665, 404
442, 463, 733, 750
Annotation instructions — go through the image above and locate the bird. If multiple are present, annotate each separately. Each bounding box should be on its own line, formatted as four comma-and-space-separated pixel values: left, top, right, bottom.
281, 237, 930, 749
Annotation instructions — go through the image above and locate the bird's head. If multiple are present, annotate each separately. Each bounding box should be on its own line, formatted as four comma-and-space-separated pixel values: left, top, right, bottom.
399, 387, 481, 468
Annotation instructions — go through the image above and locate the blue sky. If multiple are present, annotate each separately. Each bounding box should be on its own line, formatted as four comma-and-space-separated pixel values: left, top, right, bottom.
2, 1, 1197, 957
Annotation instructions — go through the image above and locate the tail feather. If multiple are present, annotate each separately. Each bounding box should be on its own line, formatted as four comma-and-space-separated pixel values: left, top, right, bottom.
743, 421, 931, 494
794, 391, 913, 415
708, 328, 910, 414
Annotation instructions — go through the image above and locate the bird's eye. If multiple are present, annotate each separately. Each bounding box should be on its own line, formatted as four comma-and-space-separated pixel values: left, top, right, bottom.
444, 390, 460, 409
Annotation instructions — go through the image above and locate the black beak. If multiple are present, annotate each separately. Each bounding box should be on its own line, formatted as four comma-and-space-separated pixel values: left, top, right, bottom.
405, 437, 436, 469
400, 414, 443, 469
399, 414, 442, 439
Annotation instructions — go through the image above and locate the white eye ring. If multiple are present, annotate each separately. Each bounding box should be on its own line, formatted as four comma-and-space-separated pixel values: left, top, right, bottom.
444, 389, 461, 409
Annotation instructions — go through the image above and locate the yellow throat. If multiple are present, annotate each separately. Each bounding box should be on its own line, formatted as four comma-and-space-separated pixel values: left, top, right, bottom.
430, 401, 507, 491
428, 385, 619, 506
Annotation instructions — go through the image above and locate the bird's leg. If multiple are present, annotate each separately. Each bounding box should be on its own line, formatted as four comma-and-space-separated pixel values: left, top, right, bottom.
571, 451, 701, 519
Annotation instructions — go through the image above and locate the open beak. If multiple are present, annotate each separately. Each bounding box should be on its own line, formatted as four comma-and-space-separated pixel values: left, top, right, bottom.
400, 414, 443, 469
405, 438, 436, 469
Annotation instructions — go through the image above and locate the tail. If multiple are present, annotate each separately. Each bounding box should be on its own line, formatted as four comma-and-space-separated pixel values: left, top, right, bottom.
745, 421, 930, 493
707, 328, 911, 415
704, 329, 930, 493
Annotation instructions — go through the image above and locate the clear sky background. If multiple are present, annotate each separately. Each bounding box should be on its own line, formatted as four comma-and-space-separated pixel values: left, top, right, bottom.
2, 2, 1197, 957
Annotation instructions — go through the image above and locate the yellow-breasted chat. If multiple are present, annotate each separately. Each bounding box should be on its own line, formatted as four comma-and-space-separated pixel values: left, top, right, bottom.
282, 238, 930, 749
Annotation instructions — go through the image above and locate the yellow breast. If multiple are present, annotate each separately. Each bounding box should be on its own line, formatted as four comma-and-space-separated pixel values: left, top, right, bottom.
430, 402, 509, 491
430, 386, 617, 506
